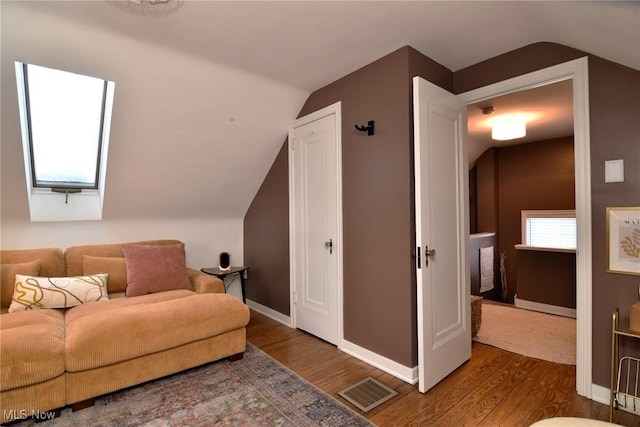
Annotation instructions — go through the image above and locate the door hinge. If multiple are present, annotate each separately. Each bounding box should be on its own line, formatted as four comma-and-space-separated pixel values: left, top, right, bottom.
416, 245, 421, 269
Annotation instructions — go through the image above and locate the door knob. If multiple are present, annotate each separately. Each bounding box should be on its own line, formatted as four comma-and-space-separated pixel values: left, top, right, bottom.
325, 238, 333, 255
425, 246, 436, 267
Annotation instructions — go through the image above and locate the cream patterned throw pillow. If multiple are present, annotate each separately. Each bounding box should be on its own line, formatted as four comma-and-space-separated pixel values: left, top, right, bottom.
8, 273, 109, 312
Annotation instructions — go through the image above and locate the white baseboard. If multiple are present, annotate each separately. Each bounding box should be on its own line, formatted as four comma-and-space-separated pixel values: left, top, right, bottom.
246, 299, 292, 327
246, 300, 416, 384
340, 339, 418, 385
514, 296, 577, 318
591, 383, 611, 405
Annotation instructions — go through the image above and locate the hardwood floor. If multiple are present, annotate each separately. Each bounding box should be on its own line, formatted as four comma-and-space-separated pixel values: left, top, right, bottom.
246, 310, 639, 426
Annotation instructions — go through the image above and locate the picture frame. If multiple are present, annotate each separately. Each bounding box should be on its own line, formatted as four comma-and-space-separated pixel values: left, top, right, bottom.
607, 207, 640, 276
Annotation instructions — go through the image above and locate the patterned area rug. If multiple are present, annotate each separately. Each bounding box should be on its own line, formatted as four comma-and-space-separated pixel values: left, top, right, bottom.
17, 344, 373, 426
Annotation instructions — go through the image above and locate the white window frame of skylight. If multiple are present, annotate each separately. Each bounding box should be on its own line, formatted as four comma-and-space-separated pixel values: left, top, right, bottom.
520, 209, 577, 251
15, 62, 115, 221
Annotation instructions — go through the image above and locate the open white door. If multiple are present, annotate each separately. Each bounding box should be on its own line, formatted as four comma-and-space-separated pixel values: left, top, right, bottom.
413, 76, 471, 393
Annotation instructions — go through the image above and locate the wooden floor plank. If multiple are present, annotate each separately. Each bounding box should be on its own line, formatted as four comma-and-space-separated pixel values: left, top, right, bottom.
476, 357, 557, 426
246, 310, 640, 426
432, 354, 542, 426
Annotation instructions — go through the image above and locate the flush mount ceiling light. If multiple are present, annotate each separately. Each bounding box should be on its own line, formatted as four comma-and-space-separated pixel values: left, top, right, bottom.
491, 117, 527, 141
482, 106, 527, 141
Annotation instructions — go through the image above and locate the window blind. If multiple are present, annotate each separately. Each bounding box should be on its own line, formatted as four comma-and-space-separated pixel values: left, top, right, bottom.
522, 211, 577, 249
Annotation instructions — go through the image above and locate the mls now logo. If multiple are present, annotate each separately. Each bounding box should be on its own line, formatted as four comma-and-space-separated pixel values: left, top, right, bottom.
3, 409, 57, 421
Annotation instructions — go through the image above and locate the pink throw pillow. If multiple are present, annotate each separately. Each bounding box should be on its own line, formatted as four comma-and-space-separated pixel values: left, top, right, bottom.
122, 243, 191, 297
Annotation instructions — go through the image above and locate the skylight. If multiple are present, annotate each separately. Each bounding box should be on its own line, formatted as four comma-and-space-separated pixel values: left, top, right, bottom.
15, 62, 115, 221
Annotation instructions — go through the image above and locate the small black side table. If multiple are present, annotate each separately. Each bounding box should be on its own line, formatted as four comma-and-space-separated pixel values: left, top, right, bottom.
201, 266, 249, 303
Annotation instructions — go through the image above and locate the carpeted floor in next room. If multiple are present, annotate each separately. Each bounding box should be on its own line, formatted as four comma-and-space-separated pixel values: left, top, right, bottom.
13, 344, 373, 427
473, 301, 576, 365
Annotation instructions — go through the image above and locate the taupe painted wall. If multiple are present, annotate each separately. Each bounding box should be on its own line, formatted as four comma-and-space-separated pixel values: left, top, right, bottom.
588, 56, 640, 387
245, 42, 640, 384
472, 138, 575, 304
244, 46, 450, 367
517, 250, 576, 309
297, 47, 416, 366
475, 148, 499, 234
501, 137, 576, 302
243, 142, 290, 315
453, 42, 587, 93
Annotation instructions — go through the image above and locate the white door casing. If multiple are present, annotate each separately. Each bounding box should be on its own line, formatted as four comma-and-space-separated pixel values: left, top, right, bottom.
458, 58, 592, 398
414, 76, 471, 393
289, 102, 343, 346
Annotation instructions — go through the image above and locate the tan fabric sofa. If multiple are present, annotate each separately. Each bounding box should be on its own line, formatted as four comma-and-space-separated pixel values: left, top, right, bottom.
0, 240, 250, 424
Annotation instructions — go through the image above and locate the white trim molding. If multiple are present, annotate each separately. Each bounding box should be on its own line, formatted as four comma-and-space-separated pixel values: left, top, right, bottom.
341, 339, 418, 385
458, 57, 592, 398
591, 384, 611, 406
514, 297, 577, 318
246, 299, 292, 327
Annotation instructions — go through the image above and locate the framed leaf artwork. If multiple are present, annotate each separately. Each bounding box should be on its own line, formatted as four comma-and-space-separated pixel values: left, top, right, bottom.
607, 207, 640, 276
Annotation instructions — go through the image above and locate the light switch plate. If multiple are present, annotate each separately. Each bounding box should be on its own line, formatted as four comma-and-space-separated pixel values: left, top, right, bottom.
605, 159, 624, 183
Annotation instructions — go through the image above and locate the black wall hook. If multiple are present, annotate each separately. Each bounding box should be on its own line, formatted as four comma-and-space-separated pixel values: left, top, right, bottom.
355, 120, 375, 136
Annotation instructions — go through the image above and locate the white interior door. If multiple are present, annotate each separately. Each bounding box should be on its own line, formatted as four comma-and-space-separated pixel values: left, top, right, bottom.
289, 103, 342, 346
413, 76, 471, 393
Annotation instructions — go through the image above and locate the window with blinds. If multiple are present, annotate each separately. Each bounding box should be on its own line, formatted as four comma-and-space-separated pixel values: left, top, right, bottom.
521, 210, 577, 249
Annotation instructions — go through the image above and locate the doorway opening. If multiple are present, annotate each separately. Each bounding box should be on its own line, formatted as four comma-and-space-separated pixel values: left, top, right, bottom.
467, 78, 578, 373
467, 80, 575, 304
458, 57, 592, 398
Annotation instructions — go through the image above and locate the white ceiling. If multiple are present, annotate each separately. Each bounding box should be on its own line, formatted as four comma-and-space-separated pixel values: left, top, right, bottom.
2, 1, 639, 221
21, 1, 640, 90
467, 79, 574, 165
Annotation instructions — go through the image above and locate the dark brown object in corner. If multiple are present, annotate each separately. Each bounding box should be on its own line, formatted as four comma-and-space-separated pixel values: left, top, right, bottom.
71, 398, 95, 412
227, 352, 244, 362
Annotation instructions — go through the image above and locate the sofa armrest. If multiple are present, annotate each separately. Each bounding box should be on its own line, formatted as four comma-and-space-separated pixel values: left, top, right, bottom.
187, 268, 224, 294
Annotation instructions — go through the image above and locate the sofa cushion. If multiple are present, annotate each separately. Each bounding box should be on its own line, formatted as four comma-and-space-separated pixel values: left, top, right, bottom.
65, 289, 196, 324
65, 292, 250, 372
64, 240, 182, 277
0, 309, 65, 391
83, 255, 127, 294
122, 243, 191, 297
0, 248, 65, 279
8, 274, 109, 312
1, 261, 41, 308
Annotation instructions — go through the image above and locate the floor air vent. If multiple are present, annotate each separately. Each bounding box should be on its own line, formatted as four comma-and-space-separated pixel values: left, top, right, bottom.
338, 377, 398, 412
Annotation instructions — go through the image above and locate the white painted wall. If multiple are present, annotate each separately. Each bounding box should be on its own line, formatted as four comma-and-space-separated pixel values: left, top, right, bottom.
0, 216, 246, 299
0, 2, 305, 269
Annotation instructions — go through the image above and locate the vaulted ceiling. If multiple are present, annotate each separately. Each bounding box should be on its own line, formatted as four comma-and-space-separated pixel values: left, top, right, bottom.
2, 1, 638, 221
